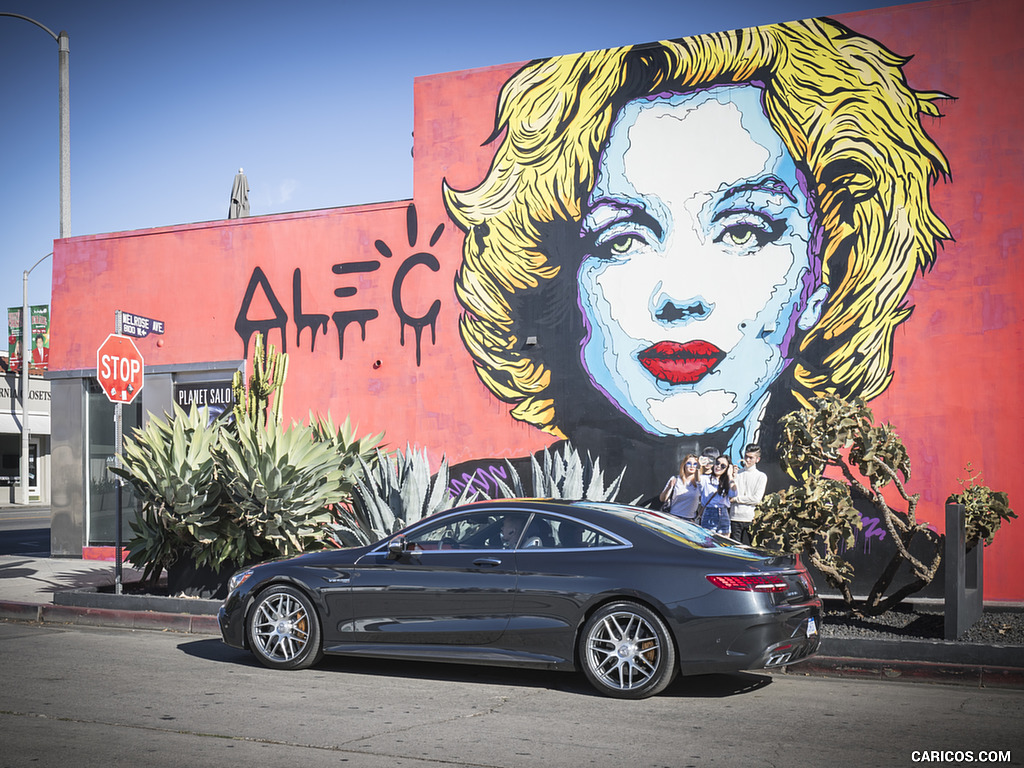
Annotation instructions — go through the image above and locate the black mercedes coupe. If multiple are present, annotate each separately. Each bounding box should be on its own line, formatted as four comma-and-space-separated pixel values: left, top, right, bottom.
219, 499, 821, 698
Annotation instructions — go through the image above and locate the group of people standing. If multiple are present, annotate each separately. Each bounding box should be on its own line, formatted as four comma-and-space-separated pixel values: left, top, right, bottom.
658, 444, 767, 544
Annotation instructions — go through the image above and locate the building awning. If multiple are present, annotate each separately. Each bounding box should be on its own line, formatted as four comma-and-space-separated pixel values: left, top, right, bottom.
0, 413, 50, 436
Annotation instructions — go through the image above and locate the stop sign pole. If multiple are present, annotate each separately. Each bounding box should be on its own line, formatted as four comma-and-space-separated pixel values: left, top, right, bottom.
96, 320, 145, 594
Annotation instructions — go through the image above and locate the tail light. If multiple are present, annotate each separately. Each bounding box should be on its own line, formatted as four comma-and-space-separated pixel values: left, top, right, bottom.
707, 573, 788, 593
797, 570, 816, 596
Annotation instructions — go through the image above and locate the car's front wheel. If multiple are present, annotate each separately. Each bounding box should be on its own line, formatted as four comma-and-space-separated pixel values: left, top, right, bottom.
247, 585, 323, 670
578, 601, 677, 699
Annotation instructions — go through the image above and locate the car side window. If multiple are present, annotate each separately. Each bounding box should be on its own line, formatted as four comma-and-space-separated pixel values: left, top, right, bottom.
404, 512, 505, 551
523, 515, 620, 549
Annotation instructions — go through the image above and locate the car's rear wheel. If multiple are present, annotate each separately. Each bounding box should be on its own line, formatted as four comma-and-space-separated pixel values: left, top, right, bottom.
247, 585, 323, 670
578, 601, 677, 699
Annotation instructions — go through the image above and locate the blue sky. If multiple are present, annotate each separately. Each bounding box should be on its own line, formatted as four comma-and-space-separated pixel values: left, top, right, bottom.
0, 0, 899, 322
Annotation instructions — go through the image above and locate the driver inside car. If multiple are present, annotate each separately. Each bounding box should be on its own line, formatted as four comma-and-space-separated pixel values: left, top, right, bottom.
500, 515, 526, 549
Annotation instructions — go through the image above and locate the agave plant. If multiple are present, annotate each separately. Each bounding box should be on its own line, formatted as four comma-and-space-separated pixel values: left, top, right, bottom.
216, 411, 350, 563
110, 403, 225, 584
335, 445, 477, 546
310, 412, 385, 500
493, 442, 634, 503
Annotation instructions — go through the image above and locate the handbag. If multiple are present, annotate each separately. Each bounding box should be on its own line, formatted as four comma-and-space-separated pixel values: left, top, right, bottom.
660, 478, 678, 513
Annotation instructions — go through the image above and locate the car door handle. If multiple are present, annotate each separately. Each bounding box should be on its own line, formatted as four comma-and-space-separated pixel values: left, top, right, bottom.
473, 558, 502, 567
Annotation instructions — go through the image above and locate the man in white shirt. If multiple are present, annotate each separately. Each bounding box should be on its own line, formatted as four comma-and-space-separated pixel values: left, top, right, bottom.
731, 444, 767, 544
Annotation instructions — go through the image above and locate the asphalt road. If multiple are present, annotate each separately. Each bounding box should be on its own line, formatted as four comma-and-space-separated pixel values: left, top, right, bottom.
0, 505, 50, 556
1, 622, 1021, 768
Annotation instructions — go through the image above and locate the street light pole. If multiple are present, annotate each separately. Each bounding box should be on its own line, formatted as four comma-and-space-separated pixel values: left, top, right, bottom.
58, 29, 70, 238
2, 13, 70, 504
0, 13, 70, 238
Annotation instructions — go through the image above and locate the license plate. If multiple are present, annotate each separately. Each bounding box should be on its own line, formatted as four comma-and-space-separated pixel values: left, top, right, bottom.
807, 617, 818, 636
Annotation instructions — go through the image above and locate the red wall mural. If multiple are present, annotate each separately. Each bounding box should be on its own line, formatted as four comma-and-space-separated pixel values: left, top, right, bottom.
51, 0, 1024, 600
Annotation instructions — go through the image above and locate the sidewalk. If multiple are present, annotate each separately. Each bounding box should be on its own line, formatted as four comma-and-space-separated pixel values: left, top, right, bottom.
1, 552, 1022, 688
0, 554, 219, 635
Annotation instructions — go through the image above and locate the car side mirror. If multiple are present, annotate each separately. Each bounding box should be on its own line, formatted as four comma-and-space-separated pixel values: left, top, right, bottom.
387, 534, 408, 560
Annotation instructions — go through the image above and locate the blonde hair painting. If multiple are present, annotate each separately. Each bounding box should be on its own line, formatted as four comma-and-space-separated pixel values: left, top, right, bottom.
444, 17, 951, 437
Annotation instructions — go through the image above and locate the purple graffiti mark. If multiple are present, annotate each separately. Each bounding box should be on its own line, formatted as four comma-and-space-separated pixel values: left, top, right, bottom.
833, 512, 888, 559
449, 464, 510, 497
859, 514, 888, 549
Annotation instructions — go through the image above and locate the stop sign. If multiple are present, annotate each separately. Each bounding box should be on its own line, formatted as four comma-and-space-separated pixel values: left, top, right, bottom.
97, 334, 145, 404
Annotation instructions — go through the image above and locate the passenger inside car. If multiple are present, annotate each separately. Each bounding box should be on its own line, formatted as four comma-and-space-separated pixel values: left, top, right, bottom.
499, 514, 527, 549
557, 521, 585, 548
522, 517, 556, 548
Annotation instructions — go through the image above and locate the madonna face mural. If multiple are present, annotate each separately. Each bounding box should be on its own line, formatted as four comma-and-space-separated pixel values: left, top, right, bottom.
578, 85, 824, 442
444, 18, 950, 488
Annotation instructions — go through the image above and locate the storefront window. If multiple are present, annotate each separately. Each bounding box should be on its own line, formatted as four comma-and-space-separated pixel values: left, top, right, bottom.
86, 380, 141, 546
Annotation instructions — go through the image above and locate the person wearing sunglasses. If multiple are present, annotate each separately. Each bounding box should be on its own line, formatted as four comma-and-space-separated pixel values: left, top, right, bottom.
699, 456, 737, 536
659, 454, 702, 520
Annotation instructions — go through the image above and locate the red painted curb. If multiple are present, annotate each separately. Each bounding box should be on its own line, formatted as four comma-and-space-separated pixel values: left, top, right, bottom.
0, 601, 41, 622
778, 656, 1024, 689
0, 600, 219, 635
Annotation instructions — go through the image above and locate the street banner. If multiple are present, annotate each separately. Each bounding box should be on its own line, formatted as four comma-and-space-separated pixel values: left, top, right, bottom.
29, 305, 50, 374
6, 307, 21, 373
7, 305, 49, 374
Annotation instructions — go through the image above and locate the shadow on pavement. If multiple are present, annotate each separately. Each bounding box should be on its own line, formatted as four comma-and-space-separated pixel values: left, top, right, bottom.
0, 558, 39, 581
177, 637, 256, 665
180, 637, 773, 698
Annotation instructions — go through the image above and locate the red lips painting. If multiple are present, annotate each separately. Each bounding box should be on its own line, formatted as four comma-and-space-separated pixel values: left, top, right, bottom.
638, 340, 725, 384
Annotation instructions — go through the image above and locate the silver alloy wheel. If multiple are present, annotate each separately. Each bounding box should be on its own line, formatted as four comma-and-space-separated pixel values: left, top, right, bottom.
584, 609, 662, 691
251, 590, 312, 663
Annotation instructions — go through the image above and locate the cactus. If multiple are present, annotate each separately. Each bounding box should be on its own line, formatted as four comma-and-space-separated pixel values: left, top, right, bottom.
232, 332, 289, 427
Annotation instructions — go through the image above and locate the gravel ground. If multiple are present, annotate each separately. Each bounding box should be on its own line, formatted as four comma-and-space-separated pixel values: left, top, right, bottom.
822, 602, 1024, 645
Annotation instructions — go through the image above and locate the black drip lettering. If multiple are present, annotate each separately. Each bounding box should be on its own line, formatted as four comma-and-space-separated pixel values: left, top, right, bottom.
332, 310, 379, 360
392, 252, 441, 367
235, 267, 288, 357
293, 269, 330, 351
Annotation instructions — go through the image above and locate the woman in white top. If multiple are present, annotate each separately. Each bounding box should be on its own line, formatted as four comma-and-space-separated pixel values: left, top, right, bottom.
659, 454, 702, 520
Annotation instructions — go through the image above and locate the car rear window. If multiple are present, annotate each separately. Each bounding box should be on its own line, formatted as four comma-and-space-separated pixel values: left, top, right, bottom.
634, 511, 768, 560
633, 511, 727, 549
574, 503, 758, 553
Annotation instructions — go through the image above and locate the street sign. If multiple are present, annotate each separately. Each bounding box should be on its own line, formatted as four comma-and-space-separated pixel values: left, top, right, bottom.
96, 334, 145, 404
117, 310, 164, 338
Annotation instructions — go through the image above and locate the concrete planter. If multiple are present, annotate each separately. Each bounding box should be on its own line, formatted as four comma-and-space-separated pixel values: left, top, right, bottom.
52, 584, 220, 615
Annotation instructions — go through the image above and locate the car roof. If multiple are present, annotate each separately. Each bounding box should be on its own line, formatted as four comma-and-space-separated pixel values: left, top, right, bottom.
450, 498, 643, 518
434, 499, 766, 558
439, 498, 665, 532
